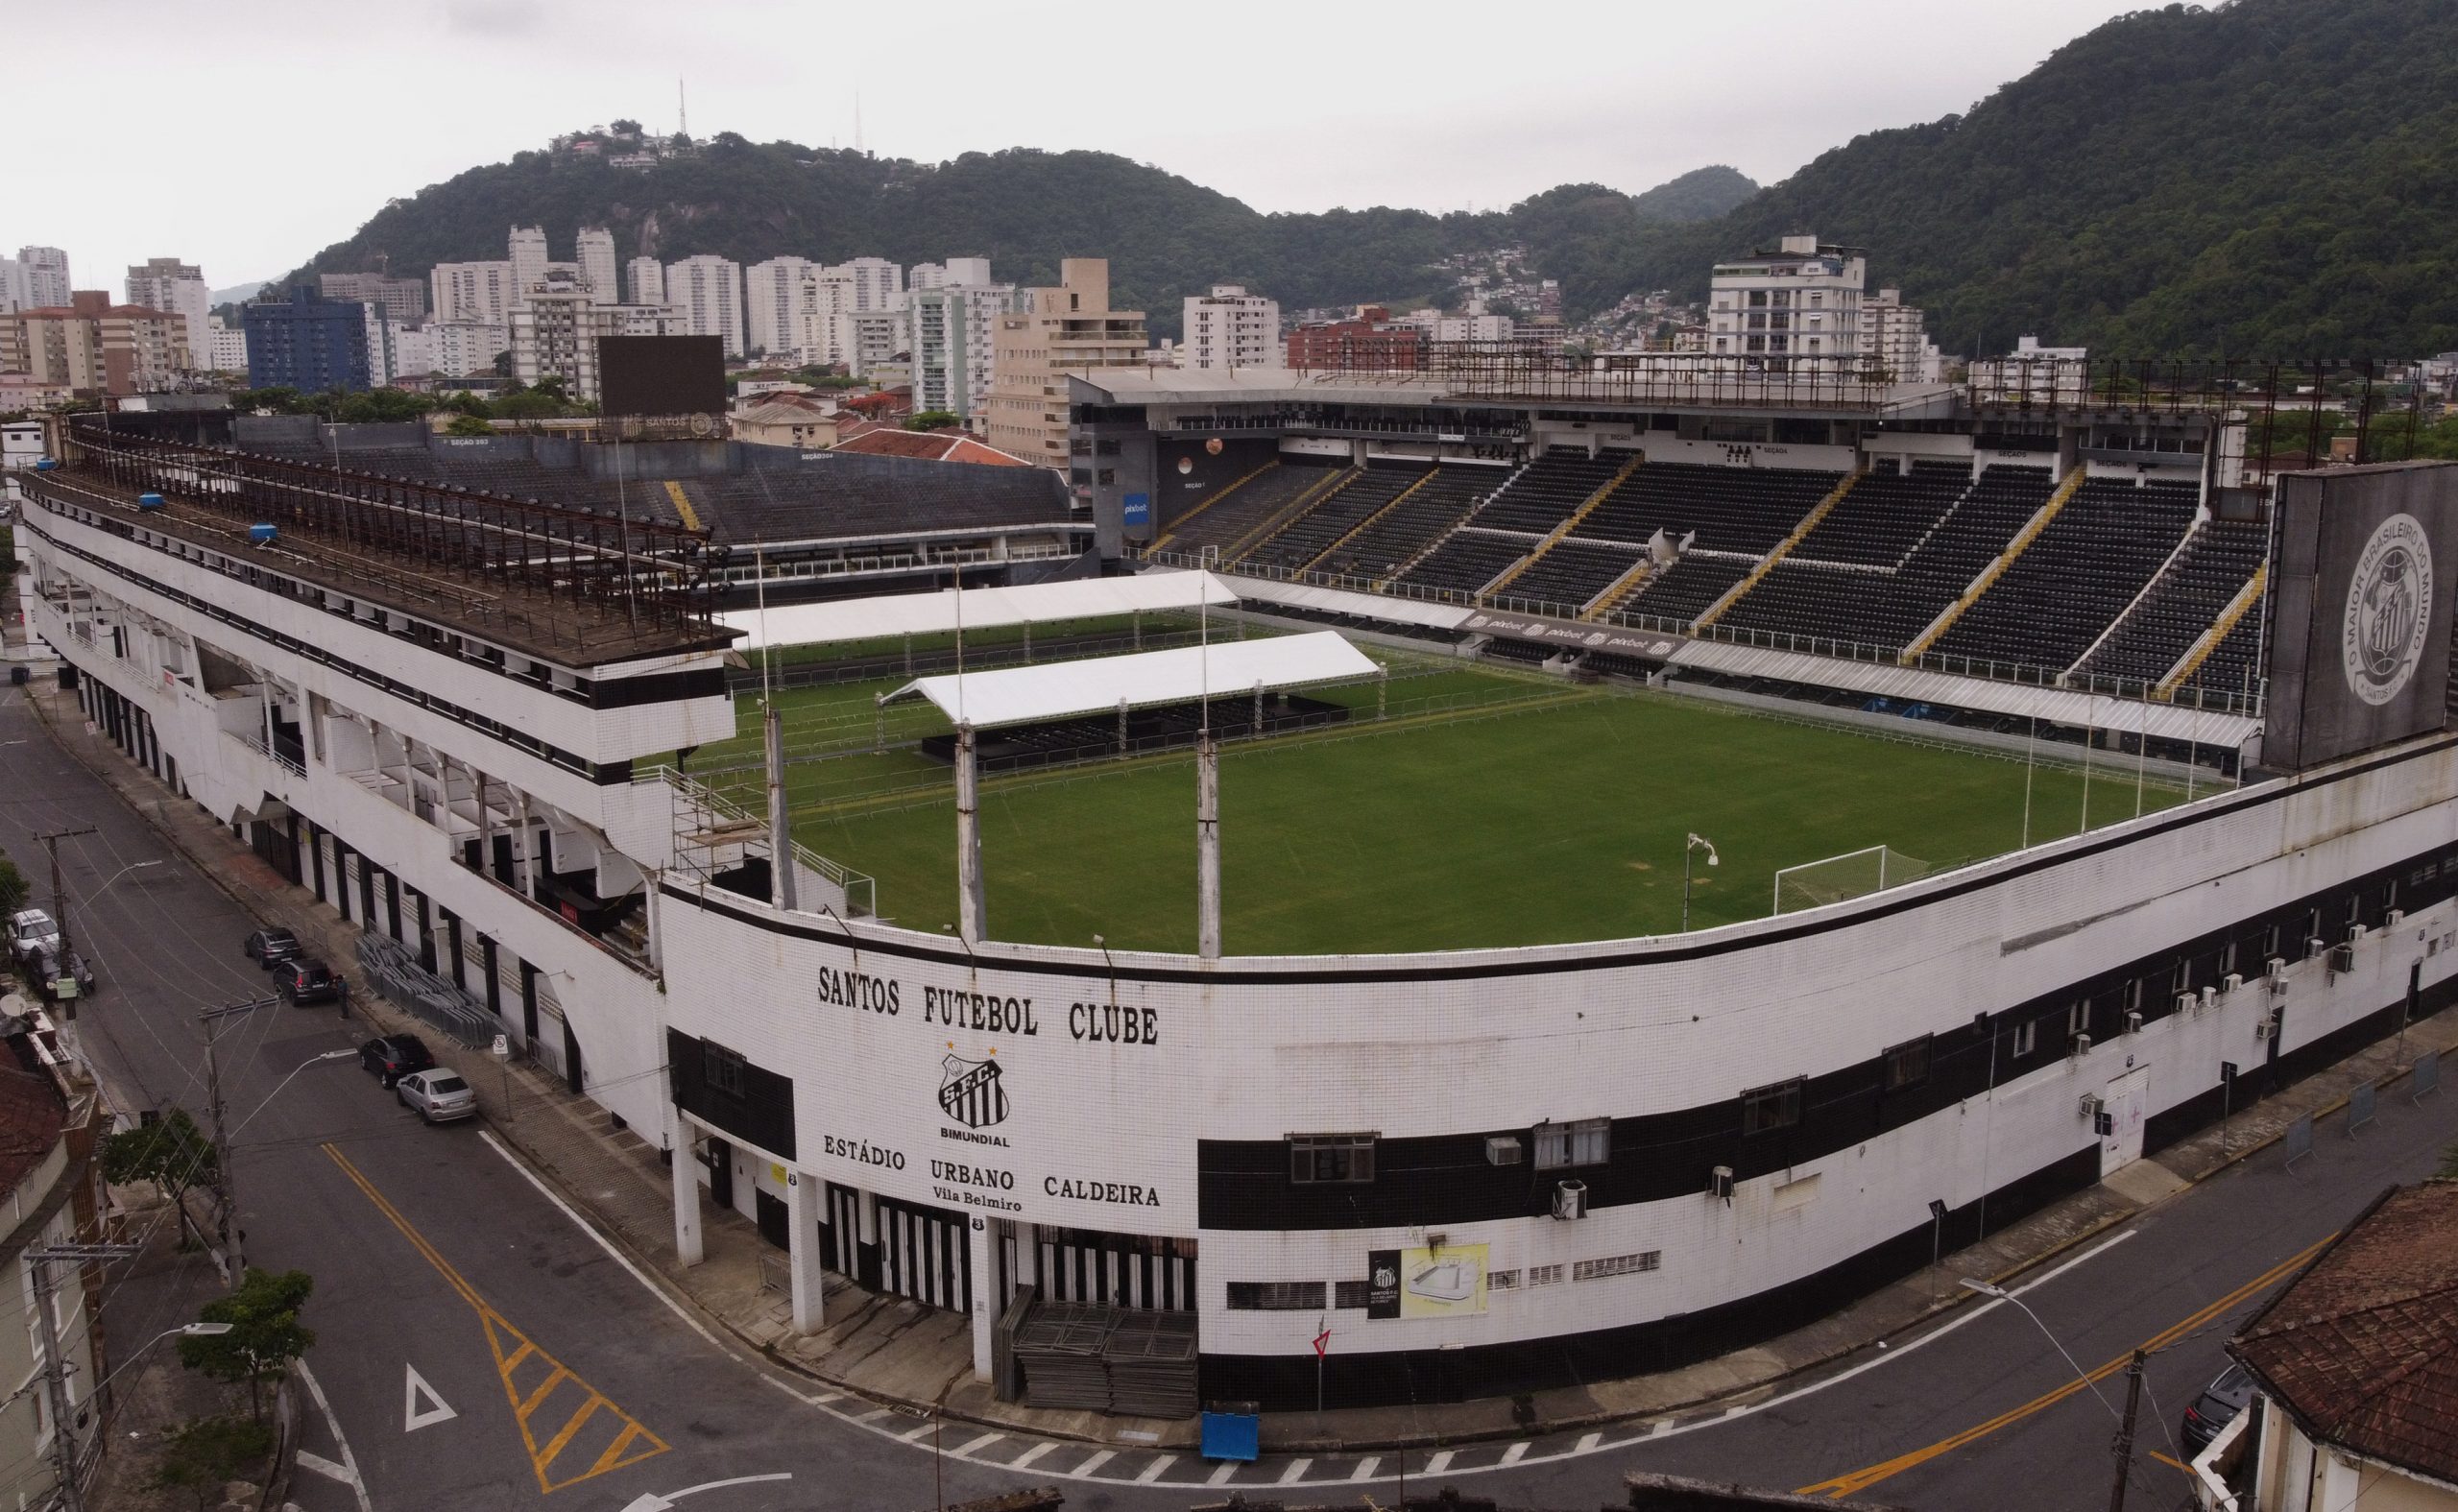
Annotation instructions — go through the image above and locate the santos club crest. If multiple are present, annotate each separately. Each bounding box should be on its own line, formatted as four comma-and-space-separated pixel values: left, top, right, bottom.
2343, 513, 2433, 708
938, 1052, 1009, 1129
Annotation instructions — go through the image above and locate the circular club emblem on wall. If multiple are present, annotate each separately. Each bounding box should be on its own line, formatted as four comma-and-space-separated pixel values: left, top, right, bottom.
2342, 512, 2433, 707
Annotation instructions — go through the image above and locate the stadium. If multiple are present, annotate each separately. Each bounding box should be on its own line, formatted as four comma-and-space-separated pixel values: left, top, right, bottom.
13, 348, 2456, 1415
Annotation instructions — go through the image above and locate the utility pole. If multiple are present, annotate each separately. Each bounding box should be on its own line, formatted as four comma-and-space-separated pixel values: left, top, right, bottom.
30, 1242, 139, 1512
200, 998, 274, 1285
2108, 1348, 2146, 1512
36, 828, 96, 989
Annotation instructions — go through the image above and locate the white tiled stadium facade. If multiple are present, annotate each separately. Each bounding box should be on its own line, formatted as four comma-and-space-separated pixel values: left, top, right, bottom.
18, 465, 2455, 1411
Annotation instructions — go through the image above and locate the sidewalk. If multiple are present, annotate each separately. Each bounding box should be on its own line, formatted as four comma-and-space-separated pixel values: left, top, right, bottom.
29, 676, 2458, 1456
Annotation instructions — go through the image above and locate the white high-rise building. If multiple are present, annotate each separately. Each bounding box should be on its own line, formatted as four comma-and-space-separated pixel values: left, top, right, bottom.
627, 256, 664, 307
1179, 284, 1282, 371
909, 263, 947, 292
793, 274, 855, 368
826, 256, 904, 313
8, 247, 71, 310
846, 308, 904, 380
426, 320, 507, 378
664, 255, 746, 357
906, 278, 1019, 421
1860, 287, 1940, 384
509, 226, 549, 303
745, 256, 819, 358
430, 262, 517, 327
125, 257, 211, 356
205, 315, 249, 373
575, 227, 618, 303
1705, 232, 1867, 372
511, 282, 688, 402
390, 323, 435, 380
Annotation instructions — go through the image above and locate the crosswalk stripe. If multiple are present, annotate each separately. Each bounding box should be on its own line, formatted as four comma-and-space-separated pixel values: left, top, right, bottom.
1425, 1450, 1455, 1474
955, 1432, 1005, 1456
1076, 1450, 1117, 1475
1501, 1442, 1530, 1465
896, 1423, 935, 1444
1011, 1442, 1055, 1470
1352, 1456, 1381, 1480
1576, 1432, 1602, 1453
1279, 1457, 1312, 1483
1136, 1454, 1178, 1483
1208, 1461, 1240, 1485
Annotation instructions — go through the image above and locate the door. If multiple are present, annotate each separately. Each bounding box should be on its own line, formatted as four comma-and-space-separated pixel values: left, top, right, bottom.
878, 1196, 971, 1312
755, 1189, 789, 1251
822, 1184, 861, 1275
2100, 1065, 2151, 1177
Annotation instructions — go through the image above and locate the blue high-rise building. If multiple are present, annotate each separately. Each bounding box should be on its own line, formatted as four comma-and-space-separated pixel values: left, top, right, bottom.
243, 285, 372, 392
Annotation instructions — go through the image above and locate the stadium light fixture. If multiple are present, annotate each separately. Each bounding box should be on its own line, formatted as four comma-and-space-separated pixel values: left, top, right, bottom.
1682, 833, 1720, 933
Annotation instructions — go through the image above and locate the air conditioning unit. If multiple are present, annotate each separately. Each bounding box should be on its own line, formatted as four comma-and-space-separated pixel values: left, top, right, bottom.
2253, 1013, 2275, 1042
2174, 993, 2198, 1018
2078, 1093, 2105, 1118
2070, 1032, 2093, 1058
1707, 1165, 1735, 1202
1484, 1136, 1523, 1166
2220, 975, 2242, 996
2307, 937, 2328, 961
1552, 1180, 1589, 1221
2387, 908, 2405, 928
2127, 1011, 2145, 1035
2349, 924, 2370, 946
2330, 943, 2357, 975
2268, 957, 2291, 990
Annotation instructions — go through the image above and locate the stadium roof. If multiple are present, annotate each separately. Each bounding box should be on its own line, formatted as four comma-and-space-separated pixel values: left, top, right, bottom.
724, 571, 1236, 650
880, 630, 1378, 730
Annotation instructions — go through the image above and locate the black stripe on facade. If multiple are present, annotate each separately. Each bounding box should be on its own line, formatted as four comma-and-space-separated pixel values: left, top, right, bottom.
667, 1029, 797, 1160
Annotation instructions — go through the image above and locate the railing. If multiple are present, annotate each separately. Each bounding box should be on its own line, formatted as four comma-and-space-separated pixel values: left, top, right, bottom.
227, 724, 306, 778
639, 764, 878, 918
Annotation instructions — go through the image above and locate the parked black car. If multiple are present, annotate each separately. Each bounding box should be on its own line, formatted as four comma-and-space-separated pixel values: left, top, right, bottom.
244, 928, 301, 969
358, 1034, 435, 1088
2181, 1362, 2257, 1454
278, 958, 340, 1006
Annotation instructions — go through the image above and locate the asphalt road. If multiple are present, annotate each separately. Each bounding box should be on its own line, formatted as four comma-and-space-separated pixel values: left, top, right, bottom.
11, 684, 2454, 1512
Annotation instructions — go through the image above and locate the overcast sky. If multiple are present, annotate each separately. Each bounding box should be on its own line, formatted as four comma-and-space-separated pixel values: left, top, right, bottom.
20, 0, 2140, 294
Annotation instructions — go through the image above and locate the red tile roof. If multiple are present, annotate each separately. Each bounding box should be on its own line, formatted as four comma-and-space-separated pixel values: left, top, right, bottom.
0, 1033, 69, 1197
2230, 1180, 2458, 1486
831, 429, 1031, 467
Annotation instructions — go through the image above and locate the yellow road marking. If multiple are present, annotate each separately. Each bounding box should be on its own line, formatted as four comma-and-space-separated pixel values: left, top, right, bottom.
324, 1143, 668, 1493
1800, 1234, 2333, 1500
2152, 1451, 2189, 1472
663, 480, 703, 533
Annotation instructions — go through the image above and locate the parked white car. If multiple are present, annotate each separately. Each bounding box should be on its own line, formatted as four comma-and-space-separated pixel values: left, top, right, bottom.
395, 1069, 477, 1124
8, 910, 60, 968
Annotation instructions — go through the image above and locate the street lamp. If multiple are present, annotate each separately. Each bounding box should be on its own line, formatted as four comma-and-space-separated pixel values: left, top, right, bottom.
210, 1044, 356, 1282
1958, 1278, 2118, 1419
1682, 832, 1720, 932
84, 1322, 233, 1398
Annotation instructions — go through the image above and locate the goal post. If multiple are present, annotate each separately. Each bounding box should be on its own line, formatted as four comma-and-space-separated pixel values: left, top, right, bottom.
1771, 844, 1932, 915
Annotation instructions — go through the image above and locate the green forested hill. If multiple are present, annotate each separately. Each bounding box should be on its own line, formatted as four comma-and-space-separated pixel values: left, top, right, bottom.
279, 0, 2458, 356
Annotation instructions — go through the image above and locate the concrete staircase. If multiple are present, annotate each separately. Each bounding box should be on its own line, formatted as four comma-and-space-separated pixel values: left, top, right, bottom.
1147, 460, 1278, 554
1218, 467, 1357, 567
1900, 465, 2086, 662
1692, 468, 1865, 629
2158, 564, 2268, 696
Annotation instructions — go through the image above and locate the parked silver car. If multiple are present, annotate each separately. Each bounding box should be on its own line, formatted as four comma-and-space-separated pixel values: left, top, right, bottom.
395, 1069, 476, 1124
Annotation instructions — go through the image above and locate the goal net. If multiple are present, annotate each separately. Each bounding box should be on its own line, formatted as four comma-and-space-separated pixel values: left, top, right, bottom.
1772, 845, 1932, 915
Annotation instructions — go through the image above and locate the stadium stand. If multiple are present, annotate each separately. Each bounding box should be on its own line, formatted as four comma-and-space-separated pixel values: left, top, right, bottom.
1466, 448, 1631, 534
1788, 460, 1973, 567
2073, 517, 2269, 685
1312, 464, 1504, 582
2189, 605, 2265, 696
1235, 463, 1432, 574
1161, 462, 1349, 561
1579, 461, 1844, 555
1713, 466, 2060, 651
1502, 540, 1650, 612
1618, 554, 1757, 623
1932, 476, 2201, 669
1398, 530, 1541, 597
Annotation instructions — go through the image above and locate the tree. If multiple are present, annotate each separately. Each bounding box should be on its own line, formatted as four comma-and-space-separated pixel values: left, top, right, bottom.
178, 1267, 315, 1421
152, 1415, 273, 1512
904, 410, 961, 432
444, 413, 494, 437
102, 1112, 218, 1246
0, 851, 25, 917
610, 118, 641, 136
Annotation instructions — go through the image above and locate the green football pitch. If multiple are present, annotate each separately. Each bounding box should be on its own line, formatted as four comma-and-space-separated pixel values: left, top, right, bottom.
682, 660, 2188, 956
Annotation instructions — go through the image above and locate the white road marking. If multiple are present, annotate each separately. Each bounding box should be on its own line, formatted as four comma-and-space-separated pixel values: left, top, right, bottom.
1576, 1432, 1602, 1453
403, 1361, 457, 1431
856, 1407, 895, 1424
478, 1130, 723, 1348
1076, 1450, 1117, 1475
1651, 1420, 1672, 1437
896, 1422, 935, 1444
1280, 1457, 1312, 1483
955, 1432, 1005, 1456
1352, 1456, 1381, 1480
294, 1360, 372, 1512
1136, 1454, 1178, 1483
1426, 1451, 1456, 1473
1011, 1442, 1055, 1470
1500, 1441, 1530, 1465
1208, 1461, 1240, 1485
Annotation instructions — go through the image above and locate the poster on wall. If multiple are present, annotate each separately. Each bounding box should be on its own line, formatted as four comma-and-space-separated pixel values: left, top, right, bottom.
1365, 1249, 1402, 1320
1399, 1242, 1488, 1319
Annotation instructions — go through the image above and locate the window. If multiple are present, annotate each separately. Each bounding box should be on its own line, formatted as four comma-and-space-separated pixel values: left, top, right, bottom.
2066, 1000, 2089, 1043
1226, 1282, 1326, 1310
1882, 1035, 1931, 1092
1741, 1078, 1803, 1135
1525, 1263, 1564, 1286
2012, 1020, 2038, 1058
703, 1041, 747, 1098
1532, 1117, 1610, 1170
1289, 1135, 1376, 1184
1574, 1251, 1661, 1281
1333, 1280, 1373, 1308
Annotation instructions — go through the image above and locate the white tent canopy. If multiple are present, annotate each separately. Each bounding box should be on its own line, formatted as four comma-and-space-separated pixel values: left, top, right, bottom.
881, 631, 1380, 730
720, 570, 1237, 651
